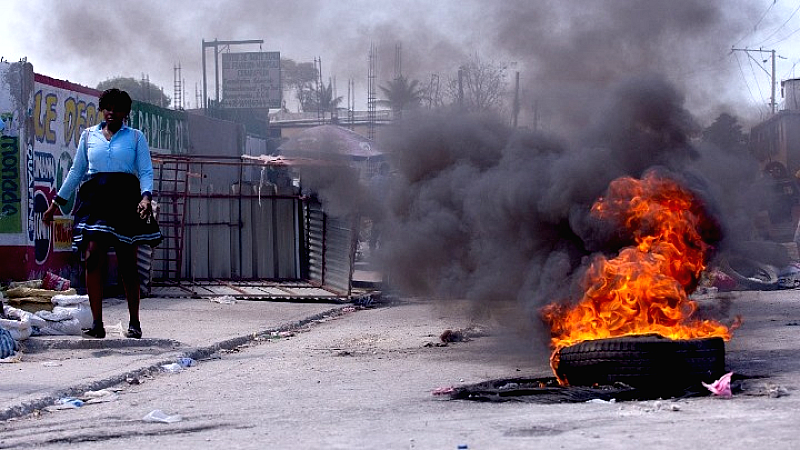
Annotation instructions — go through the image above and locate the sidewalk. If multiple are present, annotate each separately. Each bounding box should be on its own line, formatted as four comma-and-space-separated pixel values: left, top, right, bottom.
1, 295, 353, 421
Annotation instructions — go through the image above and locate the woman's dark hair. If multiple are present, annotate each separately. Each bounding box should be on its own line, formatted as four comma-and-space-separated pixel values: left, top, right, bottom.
98, 88, 133, 115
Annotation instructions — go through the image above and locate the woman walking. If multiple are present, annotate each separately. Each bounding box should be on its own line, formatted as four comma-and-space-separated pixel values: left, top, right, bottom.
43, 88, 161, 339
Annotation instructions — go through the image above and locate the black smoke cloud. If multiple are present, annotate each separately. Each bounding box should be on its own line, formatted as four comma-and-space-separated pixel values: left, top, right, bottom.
30, 1, 766, 357
371, 74, 759, 356
26, 0, 764, 121
490, 0, 763, 134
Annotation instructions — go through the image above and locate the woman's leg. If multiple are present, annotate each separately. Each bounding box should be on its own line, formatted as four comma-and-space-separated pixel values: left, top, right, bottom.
83, 240, 107, 337
116, 244, 142, 337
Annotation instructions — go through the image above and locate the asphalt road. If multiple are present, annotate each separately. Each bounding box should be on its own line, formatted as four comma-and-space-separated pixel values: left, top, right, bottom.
1, 291, 799, 449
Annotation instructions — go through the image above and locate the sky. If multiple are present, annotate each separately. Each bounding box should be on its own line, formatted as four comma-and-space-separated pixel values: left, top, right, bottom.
3, 0, 800, 128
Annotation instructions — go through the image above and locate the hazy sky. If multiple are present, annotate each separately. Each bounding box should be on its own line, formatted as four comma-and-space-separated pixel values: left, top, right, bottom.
3, 0, 800, 127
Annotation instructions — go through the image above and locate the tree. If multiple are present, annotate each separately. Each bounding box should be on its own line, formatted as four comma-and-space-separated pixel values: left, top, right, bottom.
96, 77, 170, 108
702, 113, 748, 153
378, 75, 425, 116
445, 55, 508, 113
281, 58, 319, 112
306, 79, 343, 115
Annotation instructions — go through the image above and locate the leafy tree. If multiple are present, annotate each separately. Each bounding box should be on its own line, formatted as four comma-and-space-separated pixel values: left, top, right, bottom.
96, 77, 170, 108
445, 55, 508, 113
378, 75, 425, 117
281, 58, 319, 112
702, 113, 748, 153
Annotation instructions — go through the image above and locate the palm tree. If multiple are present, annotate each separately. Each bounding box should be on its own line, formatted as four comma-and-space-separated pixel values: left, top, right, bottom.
378, 75, 425, 117
316, 80, 344, 113
305, 80, 343, 116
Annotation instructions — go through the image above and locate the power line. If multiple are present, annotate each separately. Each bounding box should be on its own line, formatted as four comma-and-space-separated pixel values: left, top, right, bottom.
746, 52, 767, 101
755, 2, 800, 47
733, 0, 778, 47
733, 52, 761, 107
762, 23, 800, 47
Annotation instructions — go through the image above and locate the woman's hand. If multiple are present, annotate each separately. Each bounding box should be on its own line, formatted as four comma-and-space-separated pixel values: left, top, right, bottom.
42, 201, 60, 226
137, 197, 153, 221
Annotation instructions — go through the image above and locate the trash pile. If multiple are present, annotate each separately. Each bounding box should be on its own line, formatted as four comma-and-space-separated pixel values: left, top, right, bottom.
696, 241, 800, 292
1, 273, 91, 360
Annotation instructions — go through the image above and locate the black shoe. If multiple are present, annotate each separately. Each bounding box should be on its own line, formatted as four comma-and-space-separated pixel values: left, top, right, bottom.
81, 325, 106, 339
125, 325, 142, 339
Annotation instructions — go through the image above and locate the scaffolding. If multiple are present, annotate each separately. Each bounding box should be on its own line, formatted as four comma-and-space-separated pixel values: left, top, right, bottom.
367, 43, 377, 140
173, 63, 183, 110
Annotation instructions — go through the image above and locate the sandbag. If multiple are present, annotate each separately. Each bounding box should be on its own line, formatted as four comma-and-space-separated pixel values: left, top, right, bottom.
1, 305, 33, 341
32, 296, 92, 336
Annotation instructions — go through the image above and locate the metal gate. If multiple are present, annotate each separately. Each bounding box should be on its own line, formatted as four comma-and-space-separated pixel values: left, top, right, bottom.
145, 156, 358, 300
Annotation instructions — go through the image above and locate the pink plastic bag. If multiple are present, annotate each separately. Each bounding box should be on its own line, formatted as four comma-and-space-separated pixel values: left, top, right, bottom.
702, 372, 733, 398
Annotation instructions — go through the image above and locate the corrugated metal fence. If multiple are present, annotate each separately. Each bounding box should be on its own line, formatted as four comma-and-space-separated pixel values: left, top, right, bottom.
149, 156, 356, 298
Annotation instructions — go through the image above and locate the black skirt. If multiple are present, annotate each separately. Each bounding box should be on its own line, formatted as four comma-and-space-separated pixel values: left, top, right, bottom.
72, 172, 162, 251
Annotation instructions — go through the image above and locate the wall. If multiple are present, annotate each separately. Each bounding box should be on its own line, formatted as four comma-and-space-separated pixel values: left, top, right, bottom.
0, 62, 207, 281
0, 61, 352, 286
129, 100, 188, 155
0, 63, 101, 281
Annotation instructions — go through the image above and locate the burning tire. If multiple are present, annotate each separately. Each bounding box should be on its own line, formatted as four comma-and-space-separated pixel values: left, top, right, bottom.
555, 335, 725, 397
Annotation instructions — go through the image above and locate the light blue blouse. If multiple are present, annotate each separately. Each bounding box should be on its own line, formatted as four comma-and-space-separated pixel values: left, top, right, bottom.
57, 123, 154, 200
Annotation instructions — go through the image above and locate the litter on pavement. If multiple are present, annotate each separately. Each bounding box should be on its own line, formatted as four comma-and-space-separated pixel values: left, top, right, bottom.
702, 372, 734, 398
46, 398, 84, 411
161, 363, 183, 373
142, 409, 182, 423
83, 389, 120, 404
177, 357, 197, 368
210, 295, 237, 304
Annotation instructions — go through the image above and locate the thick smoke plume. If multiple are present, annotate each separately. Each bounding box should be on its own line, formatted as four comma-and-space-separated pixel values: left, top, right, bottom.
370, 75, 759, 357
23, 0, 763, 120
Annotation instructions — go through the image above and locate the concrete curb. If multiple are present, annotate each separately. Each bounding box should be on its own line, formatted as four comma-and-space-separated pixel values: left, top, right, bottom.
20, 337, 181, 352
0, 304, 355, 422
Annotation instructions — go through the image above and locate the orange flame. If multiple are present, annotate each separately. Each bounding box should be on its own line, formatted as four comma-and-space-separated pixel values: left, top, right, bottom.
543, 173, 731, 376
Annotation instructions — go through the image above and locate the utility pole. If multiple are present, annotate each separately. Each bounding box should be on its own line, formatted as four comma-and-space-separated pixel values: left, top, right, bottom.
512, 71, 520, 128
201, 38, 264, 110
731, 47, 781, 114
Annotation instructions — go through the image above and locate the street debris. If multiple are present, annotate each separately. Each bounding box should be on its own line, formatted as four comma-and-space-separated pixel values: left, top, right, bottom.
431, 386, 455, 396
430, 326, 487, 346
161, 363, 184, 373
210, 295, 237, 304
778, 262, 800, 289
586, 398, 617, 404
177, 357, 197, 368
105, 321, 128, 337
161, 357, 199, 373
270, 330, 295, 339
83, 389, 119, 404
702, 372, 734, 398
142, 409, 183, 423
439, 329, 466, 343
47, 397, 84, 411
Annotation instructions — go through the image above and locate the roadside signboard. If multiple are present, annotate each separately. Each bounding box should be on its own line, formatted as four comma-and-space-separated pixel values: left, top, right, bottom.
221, 52, 281, 109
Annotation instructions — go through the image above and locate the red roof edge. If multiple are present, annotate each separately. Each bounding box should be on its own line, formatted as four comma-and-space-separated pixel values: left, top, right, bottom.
34, 73, 102, 97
